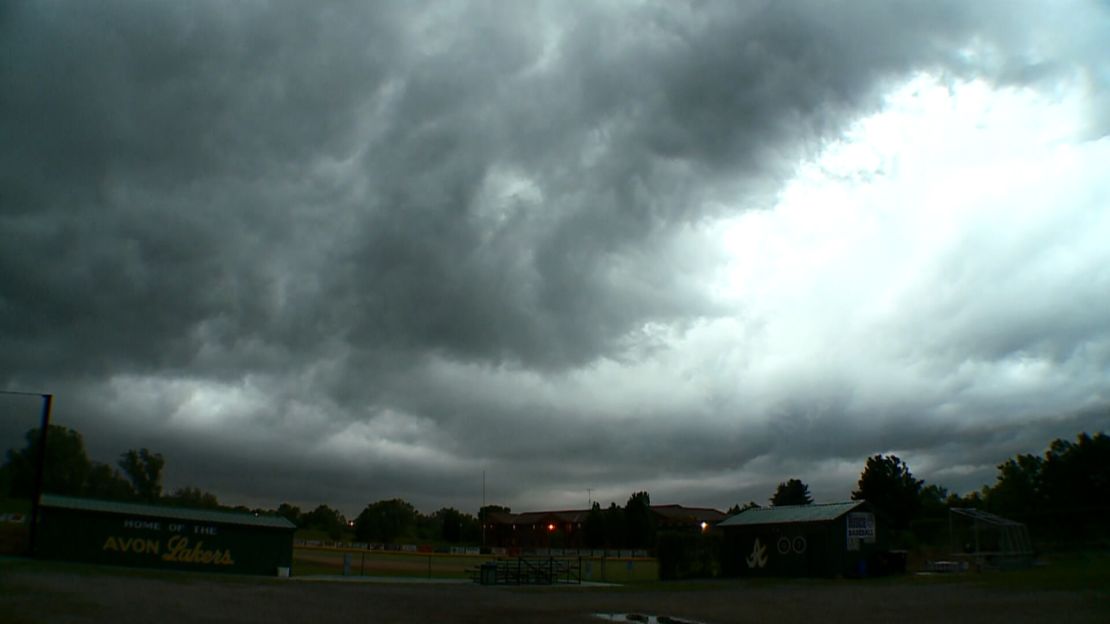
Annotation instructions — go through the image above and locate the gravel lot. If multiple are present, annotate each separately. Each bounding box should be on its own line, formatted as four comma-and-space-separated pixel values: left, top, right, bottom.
2, 562, 1107, 624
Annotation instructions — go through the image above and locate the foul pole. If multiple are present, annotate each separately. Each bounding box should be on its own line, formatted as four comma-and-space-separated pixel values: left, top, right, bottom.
0, 390, 54, 556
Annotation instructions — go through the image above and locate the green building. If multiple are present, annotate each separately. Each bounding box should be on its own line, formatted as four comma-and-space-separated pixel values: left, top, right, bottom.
719, 501, 893, 577
36, 494, 296, 576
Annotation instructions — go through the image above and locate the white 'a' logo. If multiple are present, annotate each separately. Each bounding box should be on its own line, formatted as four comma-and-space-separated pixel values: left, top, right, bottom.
746, 537, 768, 568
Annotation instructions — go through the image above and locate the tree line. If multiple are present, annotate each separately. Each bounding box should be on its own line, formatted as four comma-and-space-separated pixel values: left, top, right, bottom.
937, 432, 1109, 543
3, 425, 1106, 547
1, 426, 187, 506
732, 431, 1109, 546
0, 425, 485, 545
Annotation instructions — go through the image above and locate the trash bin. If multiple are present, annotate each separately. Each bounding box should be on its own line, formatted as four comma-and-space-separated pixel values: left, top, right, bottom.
480, 562, 498, 585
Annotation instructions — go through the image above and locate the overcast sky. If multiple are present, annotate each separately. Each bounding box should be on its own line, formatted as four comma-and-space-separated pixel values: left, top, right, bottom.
2, 1, 1108, 517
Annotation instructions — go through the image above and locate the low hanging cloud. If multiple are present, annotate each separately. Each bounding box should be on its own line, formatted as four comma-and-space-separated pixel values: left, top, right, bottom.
2, 1, 1108, 514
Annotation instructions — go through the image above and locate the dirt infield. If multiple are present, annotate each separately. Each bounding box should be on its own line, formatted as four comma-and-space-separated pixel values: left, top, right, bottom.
2, 559, 1107, 624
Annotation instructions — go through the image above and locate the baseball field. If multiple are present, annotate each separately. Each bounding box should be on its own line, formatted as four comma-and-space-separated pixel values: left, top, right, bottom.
1, 552, 1107, 623
292, 546, 659, 582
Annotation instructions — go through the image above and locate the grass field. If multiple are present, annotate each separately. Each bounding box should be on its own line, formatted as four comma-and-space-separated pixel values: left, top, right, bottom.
917, 550, 1110, 592
1, 553, 1107, 624
292, 546, 660, 582
293, 547, 487, 578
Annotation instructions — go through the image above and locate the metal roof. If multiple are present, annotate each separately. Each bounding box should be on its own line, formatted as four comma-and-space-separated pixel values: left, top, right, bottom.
717, 501, 866, 527
40, 494, 296, 530
652, 505, 726, 525
512, 510, 589, 524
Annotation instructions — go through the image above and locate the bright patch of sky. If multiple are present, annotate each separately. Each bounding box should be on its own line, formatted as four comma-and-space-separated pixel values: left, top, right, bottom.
716, 71, 1097, 305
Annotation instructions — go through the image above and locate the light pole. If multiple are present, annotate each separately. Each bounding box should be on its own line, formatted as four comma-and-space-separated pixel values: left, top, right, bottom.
0, 390, 54, 556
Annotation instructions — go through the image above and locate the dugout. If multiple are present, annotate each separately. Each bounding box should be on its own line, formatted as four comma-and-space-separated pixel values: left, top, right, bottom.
35, 494, 296, 576
947, 507, 1033, 570
719, 501, 892, 577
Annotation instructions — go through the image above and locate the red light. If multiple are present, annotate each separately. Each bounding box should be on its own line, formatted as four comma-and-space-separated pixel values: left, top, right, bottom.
547, 523, 555, 532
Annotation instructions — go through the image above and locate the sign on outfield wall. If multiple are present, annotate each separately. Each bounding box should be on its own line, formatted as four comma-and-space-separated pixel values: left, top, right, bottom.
36, 495, 295, 576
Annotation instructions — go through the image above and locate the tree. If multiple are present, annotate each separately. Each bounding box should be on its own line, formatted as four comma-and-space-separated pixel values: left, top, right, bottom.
947, 488, 986, 510
0, 426, 162, 503
913, 483, 951, 544
918, 484, 949, 518
985, 454, 1043, 519
277, 503, 303, 527
727, 501, 760, 515
164, 486, 221, 509
118, 448, 164, 501
478, 504, 511, 523
770, 479, 813, 506
2, 426, 94, 497
459, 511, 481, 543
852, 454, 923, 529
603, 502, 626, 548
477, 505, 511, 546
583, 502, 605, 549
354, 499, 417, 544
434, 507, 464, 543
624, 491, 656, 549
303, 504, 348, 540
84, 463, 136, 501
982, 432, 1110, 536
1039, 433, 1110, 513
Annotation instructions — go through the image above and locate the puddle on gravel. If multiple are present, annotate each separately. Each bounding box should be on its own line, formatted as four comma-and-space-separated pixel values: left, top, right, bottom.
593, 614, 706, 624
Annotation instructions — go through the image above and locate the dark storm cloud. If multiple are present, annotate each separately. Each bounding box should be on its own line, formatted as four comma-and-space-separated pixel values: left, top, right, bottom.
2, 0, 402, 380
2, 1, 1108, 513
2, 0, 992, 376
323, 0, 997, 369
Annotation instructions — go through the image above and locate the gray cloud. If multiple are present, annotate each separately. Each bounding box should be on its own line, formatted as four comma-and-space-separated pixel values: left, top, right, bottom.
2, 1, 1108, 515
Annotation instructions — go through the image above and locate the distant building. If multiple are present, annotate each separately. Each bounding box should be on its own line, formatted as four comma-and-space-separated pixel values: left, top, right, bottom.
719, 500, 895, 577
483, 504, 726, 550
651, 504, 726, 531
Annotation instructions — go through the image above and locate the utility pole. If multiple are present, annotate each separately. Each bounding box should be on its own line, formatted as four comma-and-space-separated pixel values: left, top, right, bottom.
29, 394, 53, 555
587, 488, 594, 508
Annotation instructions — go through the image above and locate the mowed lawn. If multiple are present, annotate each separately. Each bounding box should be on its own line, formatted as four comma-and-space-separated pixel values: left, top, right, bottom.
293, 547, 486, 578
292, 546, 659, 582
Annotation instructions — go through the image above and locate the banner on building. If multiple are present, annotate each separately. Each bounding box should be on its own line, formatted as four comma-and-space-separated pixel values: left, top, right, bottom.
846, 512, 875, 540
